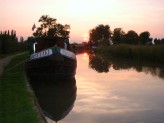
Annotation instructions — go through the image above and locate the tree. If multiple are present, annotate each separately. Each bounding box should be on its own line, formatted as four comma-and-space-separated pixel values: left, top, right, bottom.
20, 36, 24, 43
123, 30, 139, 44
0, 30, 18, 54
89, 24, 112, 46
139, 31, 150, 44
161, 38, 164, 44
33, 15, 70, 38
112, 28, 125, 44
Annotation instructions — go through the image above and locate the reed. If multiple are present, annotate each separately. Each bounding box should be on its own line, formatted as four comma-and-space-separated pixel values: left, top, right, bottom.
95, 44, 164, 63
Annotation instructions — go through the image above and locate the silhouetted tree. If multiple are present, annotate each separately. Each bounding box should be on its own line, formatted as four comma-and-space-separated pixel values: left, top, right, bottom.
89, 24, 112, 46
112, 28, 125, 44
123, 30, 139, 44
161, 39, 164, 44
33, 15, 70, 38
7, 30, 10, 35
154, 38, 161, 44
139, 31, 150, 44
0, 30, 26, 54
20, 36, 24, 43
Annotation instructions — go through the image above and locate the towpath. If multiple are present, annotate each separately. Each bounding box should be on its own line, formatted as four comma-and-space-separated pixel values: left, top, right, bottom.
0, 52, 26, 76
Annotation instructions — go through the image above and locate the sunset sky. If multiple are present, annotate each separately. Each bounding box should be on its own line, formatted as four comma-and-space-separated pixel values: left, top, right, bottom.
0, 0, 164, 43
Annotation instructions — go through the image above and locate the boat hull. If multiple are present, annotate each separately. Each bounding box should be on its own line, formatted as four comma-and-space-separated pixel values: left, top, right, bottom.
30, 77, 77, 122
25, 53, 77, 82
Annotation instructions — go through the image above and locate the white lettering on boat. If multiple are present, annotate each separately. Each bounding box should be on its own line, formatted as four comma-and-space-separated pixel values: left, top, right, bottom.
30, 49, 53, 60
60, 49, 76, 60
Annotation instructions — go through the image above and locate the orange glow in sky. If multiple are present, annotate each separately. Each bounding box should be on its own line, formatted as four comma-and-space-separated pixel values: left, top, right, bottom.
0, 0, 164, 42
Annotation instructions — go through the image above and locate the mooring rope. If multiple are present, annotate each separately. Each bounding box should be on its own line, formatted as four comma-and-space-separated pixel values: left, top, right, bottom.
5, 58, 29, 73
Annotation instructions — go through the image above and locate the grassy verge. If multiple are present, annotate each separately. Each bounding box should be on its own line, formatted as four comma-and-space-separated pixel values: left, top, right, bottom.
0, 51, 28, 59
95, 44, 164, 63
0, 53, 41, 123
0, 53, 5, 59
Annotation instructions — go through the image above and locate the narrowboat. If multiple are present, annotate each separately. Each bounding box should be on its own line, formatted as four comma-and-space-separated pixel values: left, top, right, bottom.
25, 37, 77, 82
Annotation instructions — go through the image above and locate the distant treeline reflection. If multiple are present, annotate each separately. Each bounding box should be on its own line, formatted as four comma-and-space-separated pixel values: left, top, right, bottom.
89, 53, 164, 79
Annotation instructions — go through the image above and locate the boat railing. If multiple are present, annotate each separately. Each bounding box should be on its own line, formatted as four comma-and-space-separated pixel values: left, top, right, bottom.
33, 42, 38, 53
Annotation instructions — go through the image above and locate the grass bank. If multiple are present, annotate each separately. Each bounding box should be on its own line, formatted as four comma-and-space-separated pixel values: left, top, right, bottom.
0, 51, 28, 59
0, 53, 43, 123
0, 53, 5, 59
95, 44, 164, 63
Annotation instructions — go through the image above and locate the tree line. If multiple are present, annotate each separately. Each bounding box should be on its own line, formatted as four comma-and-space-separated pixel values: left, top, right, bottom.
88, 24, 164, 46
0, 30, 28, 54
1, 16, 163, 55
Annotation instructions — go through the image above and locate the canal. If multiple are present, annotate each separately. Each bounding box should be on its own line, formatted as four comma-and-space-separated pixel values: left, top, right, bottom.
45, 53, 164, 123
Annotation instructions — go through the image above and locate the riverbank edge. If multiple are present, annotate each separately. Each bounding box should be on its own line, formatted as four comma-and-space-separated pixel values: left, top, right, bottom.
24, 75, 48, 123
0, 53, 47, 123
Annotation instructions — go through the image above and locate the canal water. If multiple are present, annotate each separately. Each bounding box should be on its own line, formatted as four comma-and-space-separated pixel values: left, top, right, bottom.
45, 53, 164, 123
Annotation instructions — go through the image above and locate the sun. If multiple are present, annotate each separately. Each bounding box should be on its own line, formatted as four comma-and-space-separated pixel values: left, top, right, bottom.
82, 33, 89, 41
84, 37, 88, 41
83, 52, 88, 56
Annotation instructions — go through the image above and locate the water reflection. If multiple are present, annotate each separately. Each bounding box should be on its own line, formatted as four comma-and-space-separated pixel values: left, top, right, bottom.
74, 53, 164, 123
29, 77, 77, 122
89, 54, 110, 72
89, 52, 164, 79
28, 52, 164, 123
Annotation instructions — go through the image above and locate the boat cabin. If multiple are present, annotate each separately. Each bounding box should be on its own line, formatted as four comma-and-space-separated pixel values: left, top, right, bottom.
33, 37, 70, 53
